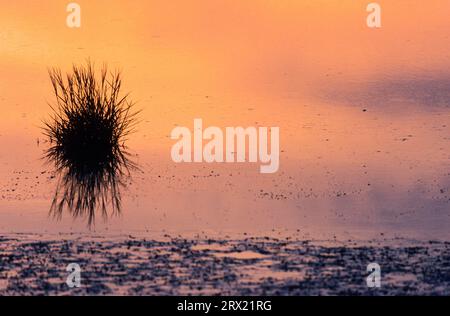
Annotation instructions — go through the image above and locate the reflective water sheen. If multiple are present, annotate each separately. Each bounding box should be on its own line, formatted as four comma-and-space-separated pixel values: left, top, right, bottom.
0, 1, 449, 240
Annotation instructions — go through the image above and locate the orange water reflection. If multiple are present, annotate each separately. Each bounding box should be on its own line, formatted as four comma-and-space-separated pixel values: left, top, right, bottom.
0, 1, 449, 239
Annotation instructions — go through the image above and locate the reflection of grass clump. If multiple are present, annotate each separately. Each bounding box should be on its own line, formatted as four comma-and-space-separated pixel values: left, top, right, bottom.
44, 62, 138, 226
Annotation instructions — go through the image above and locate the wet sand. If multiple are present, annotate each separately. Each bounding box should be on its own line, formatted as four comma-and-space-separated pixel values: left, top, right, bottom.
1, 233, 449, 295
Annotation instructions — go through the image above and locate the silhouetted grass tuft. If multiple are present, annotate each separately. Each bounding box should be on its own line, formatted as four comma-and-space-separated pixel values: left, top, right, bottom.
43, 61, 138, 227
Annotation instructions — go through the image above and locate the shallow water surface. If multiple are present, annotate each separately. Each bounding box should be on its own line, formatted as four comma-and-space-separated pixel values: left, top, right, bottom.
2, 0, 450, 297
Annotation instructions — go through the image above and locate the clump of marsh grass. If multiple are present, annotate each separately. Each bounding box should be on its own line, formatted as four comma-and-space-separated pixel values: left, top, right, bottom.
43, 62, 138, 227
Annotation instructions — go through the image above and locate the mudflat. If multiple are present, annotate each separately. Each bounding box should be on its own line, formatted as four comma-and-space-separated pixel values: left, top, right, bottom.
0, 234, 449, 295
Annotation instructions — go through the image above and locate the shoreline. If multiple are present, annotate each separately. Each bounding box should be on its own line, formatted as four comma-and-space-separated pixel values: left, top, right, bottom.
1, 233, 449, 295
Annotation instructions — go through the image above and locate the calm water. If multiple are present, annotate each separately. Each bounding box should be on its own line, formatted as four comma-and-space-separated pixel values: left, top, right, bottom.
0, 0, 449, 240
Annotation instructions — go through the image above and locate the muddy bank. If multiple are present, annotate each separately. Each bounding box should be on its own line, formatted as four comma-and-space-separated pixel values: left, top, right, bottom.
0, 234, 449, 295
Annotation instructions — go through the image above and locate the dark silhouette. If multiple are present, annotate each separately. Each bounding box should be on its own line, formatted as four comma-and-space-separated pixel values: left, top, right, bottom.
43, 62, 138, 226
